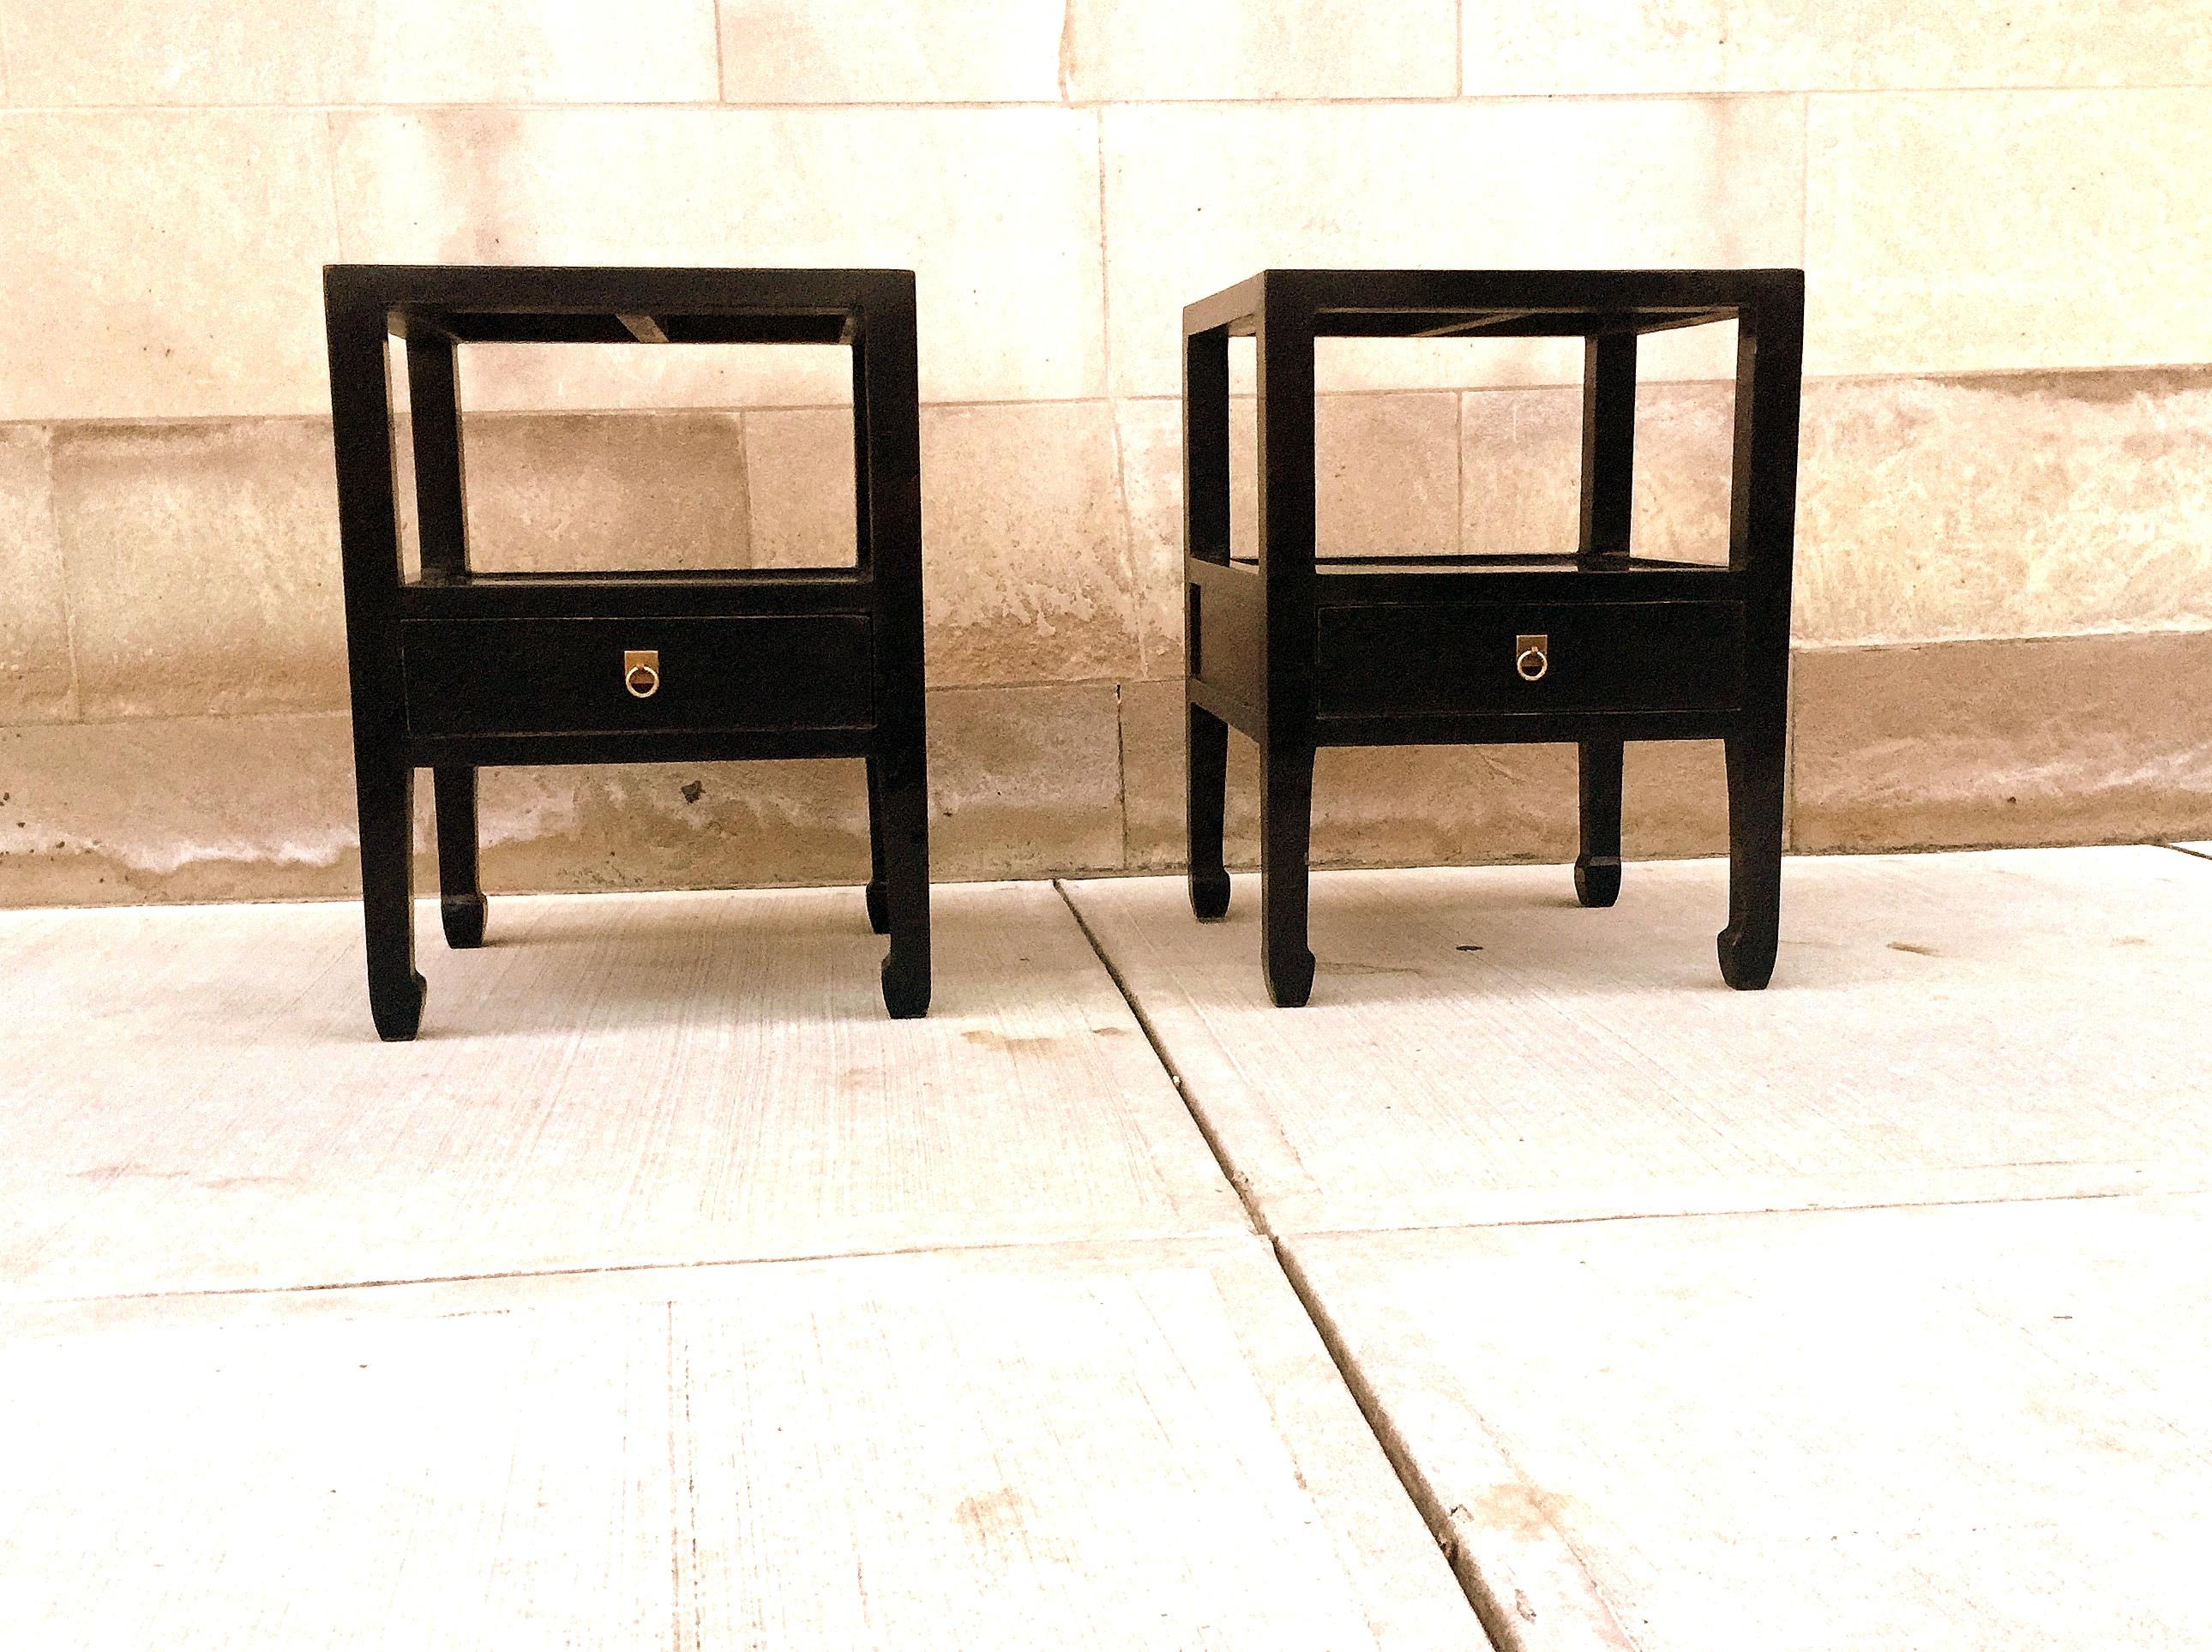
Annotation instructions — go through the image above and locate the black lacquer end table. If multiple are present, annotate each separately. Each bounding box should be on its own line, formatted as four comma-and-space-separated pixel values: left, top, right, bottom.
326, 265, 930, 1039
1181, 268, 1803, 1006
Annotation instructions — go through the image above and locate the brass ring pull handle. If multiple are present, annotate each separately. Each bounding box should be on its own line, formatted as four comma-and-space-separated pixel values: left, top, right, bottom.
1514, 634, 1549, 682
623, 649, 660, 699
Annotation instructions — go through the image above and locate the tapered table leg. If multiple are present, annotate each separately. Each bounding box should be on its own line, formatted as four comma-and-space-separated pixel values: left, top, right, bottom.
432, 766, 486, 948
1259, 742, 1316, 1007
1574, 736, 1625, 908
863, 754, 891, 935
1187, 700, 1232, 920
875, 745, 931, 1018
1717, 729, 1786, 989
1719, 273, 1800, 991
357, 753, 424, 1040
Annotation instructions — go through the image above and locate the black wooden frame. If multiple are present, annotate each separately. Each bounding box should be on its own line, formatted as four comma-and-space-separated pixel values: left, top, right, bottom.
1181, 268, 1804, 1006
325, 264, 929, 1038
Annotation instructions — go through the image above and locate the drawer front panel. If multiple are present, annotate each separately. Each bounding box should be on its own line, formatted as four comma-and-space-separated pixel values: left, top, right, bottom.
1316, 600, 1745, 718
401, 616, 873, 738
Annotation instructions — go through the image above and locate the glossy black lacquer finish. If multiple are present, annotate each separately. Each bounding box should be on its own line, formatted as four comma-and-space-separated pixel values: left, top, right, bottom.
326, 265, 930, 1038
1182, 269, 1804, 1005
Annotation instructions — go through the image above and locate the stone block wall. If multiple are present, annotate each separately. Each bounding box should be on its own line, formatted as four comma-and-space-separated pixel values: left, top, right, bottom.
3, 3, 2209, 904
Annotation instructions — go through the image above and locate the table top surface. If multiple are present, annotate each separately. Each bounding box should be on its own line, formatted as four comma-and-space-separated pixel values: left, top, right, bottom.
1186, 267, 1803, 336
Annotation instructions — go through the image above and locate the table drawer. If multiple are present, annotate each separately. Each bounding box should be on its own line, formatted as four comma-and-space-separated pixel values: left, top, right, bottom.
400, 616, 873, 738
1315, 600, 1744, 718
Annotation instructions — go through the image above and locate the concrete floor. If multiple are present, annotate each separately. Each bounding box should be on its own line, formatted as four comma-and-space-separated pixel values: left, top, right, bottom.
4, 847, 2209, 1649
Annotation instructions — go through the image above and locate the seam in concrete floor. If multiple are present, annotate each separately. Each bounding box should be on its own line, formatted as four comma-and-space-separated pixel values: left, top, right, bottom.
1053, 878, 1529, 1652
1277, 1179, 2211, 1242
10, 1230, 1219, 1315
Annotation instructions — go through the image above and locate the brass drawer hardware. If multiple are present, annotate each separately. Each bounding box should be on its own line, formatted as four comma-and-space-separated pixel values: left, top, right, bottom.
1515, 634, 1549, 682
623, 649, 660, 699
